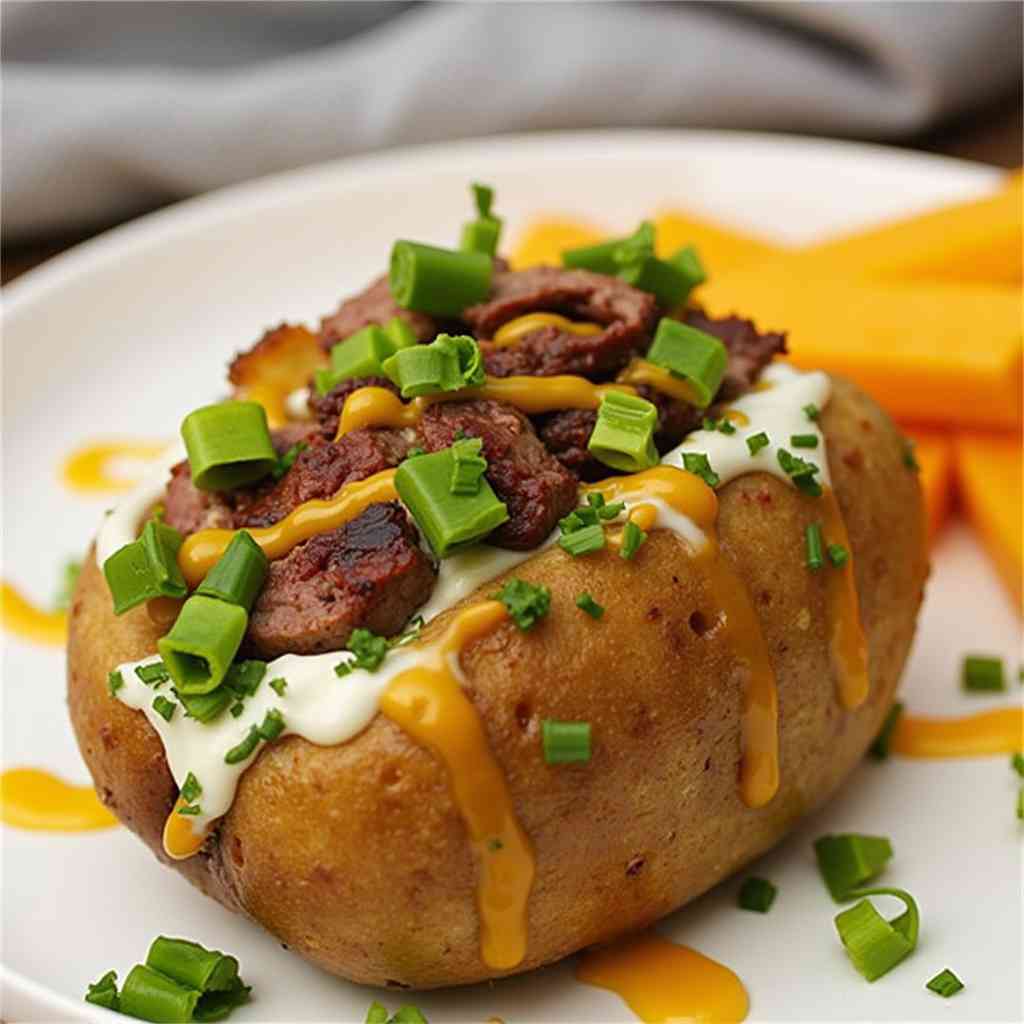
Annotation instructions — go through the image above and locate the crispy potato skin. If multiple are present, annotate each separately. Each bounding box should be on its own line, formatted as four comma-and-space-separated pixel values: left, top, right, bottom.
68, 377, 927, 989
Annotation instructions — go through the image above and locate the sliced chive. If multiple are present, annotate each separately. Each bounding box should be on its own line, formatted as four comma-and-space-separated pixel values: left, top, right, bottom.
777, 448, 823, 497
805, 523, 824, 571
926, 968, 964, 998
827, 543, 849, 568
271, 441, 307, 481
182, 400, 277, 491
738, 876, 777, 913
493, 579, 552, 631
619, 520, 648, 561
180, 772, 202, 804
152, 696, 176, 723
229, 702, 245, 718
84, 970, 120, 1012
196, 531, 269, 613
803, 403, 820, 421
962, 654, 1005, 692
587, 391, 659, 473
559, 522, 606, 557
703, 417, 736, 435
224, 726, 261, 765
791, 433, 819, 449
268, 677, 287, 697
814, 833, 893, 901
135, 662, 170, 687
1018, 787, 1023, 821
1011, 753, 1024, 777
335, 628, 391, 676
178, 804, 201, 817
834, 887, 919, 982
682, 451, 720, 488
576, 592, 605, 620
869, 702, 904, 761
108, 670, 124, 696
746, 431, 770, 456
257, 709, 285, 742
542, 720, 591, 765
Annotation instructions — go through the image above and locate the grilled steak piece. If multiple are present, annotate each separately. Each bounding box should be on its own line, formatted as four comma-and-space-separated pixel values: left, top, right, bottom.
420, 399, 578, 550
683, 310, 787, 400
318, 275, 437, 352
246, 502, 436, 658
464, 267, 657, 379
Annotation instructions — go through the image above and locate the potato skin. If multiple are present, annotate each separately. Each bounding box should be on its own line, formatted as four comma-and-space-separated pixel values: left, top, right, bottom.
68, 377, 927, 989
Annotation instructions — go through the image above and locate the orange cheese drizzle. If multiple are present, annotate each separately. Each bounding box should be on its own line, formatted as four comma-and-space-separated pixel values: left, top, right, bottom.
163, 796, 207, 859
0, 581, 67, 646
577, 931, 749, 1024
1, 769, 118, 831
891, 707, 1023, 758
62, 440, 168, 494
491, 312, 603, 346
616, 358, 704, 406
378, 601, 535, 970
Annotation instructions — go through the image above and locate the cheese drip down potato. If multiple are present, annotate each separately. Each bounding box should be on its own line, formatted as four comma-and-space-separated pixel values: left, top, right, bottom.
67, 378, 926, 989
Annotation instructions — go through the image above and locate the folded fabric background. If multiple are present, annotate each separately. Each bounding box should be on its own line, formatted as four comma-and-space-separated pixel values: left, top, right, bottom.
3, 0, 1021, 239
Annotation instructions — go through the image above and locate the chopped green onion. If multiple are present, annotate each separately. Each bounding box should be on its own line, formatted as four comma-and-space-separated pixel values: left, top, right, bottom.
645, 318, 727, 407
196, 531, 268, 612
576, 592, 605, 620
152, 696, 176, 722
803, 403, 820, 421
869, 702, 904, 761
158, 596, 249, 695
682, 451, 720, 488
493, 579, 552, 631
834, 887, 919, 982
617, 250, 697, 310
119, 963, 200, 1023
587, 390, 659, 473
389, 1008, 429, 1024
229, 702, 244, 718
668, 244, 707, 294
269, 677, 287, 697
805, 522, 824, 571
257, 709, 285, 742
55, 559, 82, 612
103, 519, 187, 615
815, 834, 893, 901
178, 804, 201, 816
85, 970, 120, 1012
791, 433, 819, 449
392, 615, 425, 648
384, 316, 418, 351
1011, 753, 1024, 776
559, 522, 606, 558
366, 1004, 390, 1024
176, 687, 233, 724
146, 936, 239, 995
620, 520, 648, 561
108, 670, 124, 696
962, 654, 1005, 692
224, 726, 261, 766
746, 432, 770, 456
449, 436, 488, 495
703, 417, 735, 435
136, 661, 170, 686
561, 222, 652, 275
597, 499, 625, 520
271, 441, 307, 481
902, 440, 919, 470
224, 660, 267, 698
776, 448, 823, 497
389, 241, 492, 316
335, 627, 391, 676
460, 183, 502, 257
828, 543, 849, 568
542, 720, 591, 765
1017, 787, 1023, 820
395, 445, 508, 558
191, 978, 251, 1023
180, 773, 202, 804
181, 401, 277, 491
382, 333, 485, 399
738, 876, 777, 913
926, 969, 964, 997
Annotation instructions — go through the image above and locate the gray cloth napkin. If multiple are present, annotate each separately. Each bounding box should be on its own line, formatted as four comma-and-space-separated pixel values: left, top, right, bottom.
3, 1, 1020, 239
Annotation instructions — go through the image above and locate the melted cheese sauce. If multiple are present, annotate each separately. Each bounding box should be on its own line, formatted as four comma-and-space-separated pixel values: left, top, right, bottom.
892, 707, 1023, 757
617, 358, 704, 406
491, 312, 602, 346
1, 769, 118, 831
577, 932, 749, 1023
62, 440, 169, 494
0, 582, 67, 646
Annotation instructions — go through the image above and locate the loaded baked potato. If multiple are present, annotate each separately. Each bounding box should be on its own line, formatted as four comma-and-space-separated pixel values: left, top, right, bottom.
68, 195, 927, 990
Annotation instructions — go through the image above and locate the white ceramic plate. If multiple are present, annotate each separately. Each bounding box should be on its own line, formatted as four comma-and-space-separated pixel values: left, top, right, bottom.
3, 131, 1021, 1023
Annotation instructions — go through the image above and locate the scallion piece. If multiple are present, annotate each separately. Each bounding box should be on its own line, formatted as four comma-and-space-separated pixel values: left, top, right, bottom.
395, 445, 508, 558
576, 592, 605, 620
1011, 753, 1024, 776
257, 708, 285, 742
382, 333, 484, 398
587, 390, 659, 472
645, 318, 727, 407
389, 241, 492, 316
103, 520, 187, 615
776, 448, 823, 497
180, 772, 202, 804
449, 436, 488, 495
269, 677, 287, 697
493, 579, 551, 631
814, 834, 893, 901
152, 695, 176, 722
158, 596, 249, 695
869, 702, 904, 761
178, 804, 201, 816
834, 887, 919, 982
389, 1008, 429, 1024
1017, 787, 1023, 821
668, 244, 707, 293
460, 182, 503, 257
620, 520, 648, 561
559, 522, 606, 558
561, 222, 652, 275
85, 970, 120, 1011
738, 876, 777, 913
335, 627, 391, 676
176, 686, 233, 724
224, 659, 267, 698
365, 1003, 390, 1024
224, 726, 261, 766
805, 522, 824, 571
146, 936, 239, 995
181, 401, 277, 492
803, 403, 820, 421
229, 702, 244, 718
136, 661, 170, 686
119, 963, 200, 1023
926, 968, 964, 997
542, 720, 591, 765
791, 433, 819, 449
108, 670, 124, 696
682, 451, 720, 488
196, 531, 268, 612
617, 251, 695, 310
962, 654, 1005, 692
191, 978, 251, 1023
827, 543, 849, 568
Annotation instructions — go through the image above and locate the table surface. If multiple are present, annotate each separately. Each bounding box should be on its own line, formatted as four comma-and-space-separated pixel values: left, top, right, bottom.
3, 98, 1021, 284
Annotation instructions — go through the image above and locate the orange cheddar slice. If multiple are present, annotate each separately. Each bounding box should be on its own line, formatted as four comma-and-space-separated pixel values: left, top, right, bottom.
905, 429, 955, 545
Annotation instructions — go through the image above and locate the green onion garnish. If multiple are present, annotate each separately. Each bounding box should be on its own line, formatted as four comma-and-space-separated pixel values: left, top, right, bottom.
869, 702, 904, 761
668, 244, 707, 294
682, 451, 720, 488
791, 434, 819, 449
181, 400, 277, 492
805, 522, 824, 570
389, 240, 492, 317
103, 519, 187, 615
703, 417, 736, 435
85, 970, 119, 1012
737, 876, 777, 913
270, 441, 307, 481
493, 579, 552, 631
135, 661, 170, 687
1011, 753, 1024, 776
257, 708, 285, 742
382, 333, 485, 399
195, 531, 268, 613
224, 726, 261, 765
178, 804, 201, 817
449, 436, 488, 495
617, 248, 698, 310
620, 520, 648, 561
542, 720, 592, 764
224, 660, 267, 698
926, 968, 964, 998
815, 834, 893, 901
587, 390, 659, 473
177, 687, 233, 724
576, 592, 605, 620
460, 182, 503, 258
392, 615, 425, 648
803, 403, 820, 421
336, 628, 391, 676
559, 522, 606, 558
152, 696, 176, 723
145, 936, 240, 997
645, 317, 727, 407
269, 677, 287, 697
365, 1003, 429, 1024
180, 772, 202, 804
158, 596, 248, 696
1017, 787, 1023, 821
776, 448, 823, 496
827, 543, 849, 568
315, 323, 415, 395
562, 223, 652, 275
746, 432, 770, 456
834, 887, 919, 982
395, 443, 508, 558
229, 702, 244, 718
120, 964, 200, 1023
108, 670, 124, 696
962, 654, 1005, 692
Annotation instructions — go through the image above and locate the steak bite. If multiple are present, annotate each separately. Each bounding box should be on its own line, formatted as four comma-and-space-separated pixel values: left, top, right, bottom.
318, 275, 436, 352
464, 267, 657, 379
683, 310, 787, 400
246, 501, 436, 658
420, 399, 578, 550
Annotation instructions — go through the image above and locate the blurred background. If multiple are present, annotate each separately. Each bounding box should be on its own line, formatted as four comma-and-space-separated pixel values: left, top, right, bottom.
2, 0, 1021, 282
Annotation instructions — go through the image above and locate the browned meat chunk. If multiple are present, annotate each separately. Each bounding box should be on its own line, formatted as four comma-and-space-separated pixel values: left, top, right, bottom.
246, 502, 436, 658
308, 375, 399, 440
464, 267, 657, 379
684, 310, 787, 400
420, 399, 578, 550
318, 275, 437, 352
